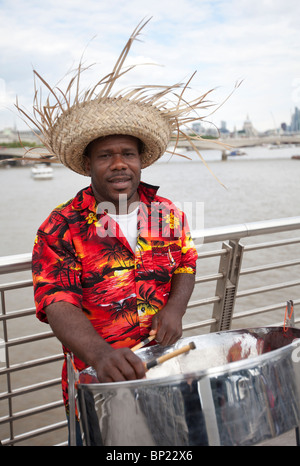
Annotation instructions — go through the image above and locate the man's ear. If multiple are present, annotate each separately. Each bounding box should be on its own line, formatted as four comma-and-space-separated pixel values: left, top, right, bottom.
83, 155, 91, 175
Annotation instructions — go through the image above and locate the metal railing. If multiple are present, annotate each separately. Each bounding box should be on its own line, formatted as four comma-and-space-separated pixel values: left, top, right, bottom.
0, 216, 300, 446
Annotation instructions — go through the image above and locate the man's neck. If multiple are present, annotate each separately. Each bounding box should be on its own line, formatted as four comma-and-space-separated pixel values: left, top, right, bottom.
93, 194, 140, 215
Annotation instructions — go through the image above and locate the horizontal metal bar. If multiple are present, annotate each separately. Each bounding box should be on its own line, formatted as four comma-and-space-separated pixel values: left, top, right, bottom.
5, 330, 55, 348
0, 400, 64, 424
183, 318, 216, 331
237, 279, 300, 298
232, 302, 288, 321
196, 248, 227, 258
232, 298, 300, 322
241, 259, 300, 275
0, 354, 63, 378
0, 253, 32, 275
274, 318, 300, 327
244, 236, 300, 251
0, 278, 33, 292
0, 307, 36, 322
187, 296, 220, 308
193, 216, 300, 244
195, 273, 223, 284
55, 440, 68, 446
0, 377, 62, 401
1, 420, 67, 446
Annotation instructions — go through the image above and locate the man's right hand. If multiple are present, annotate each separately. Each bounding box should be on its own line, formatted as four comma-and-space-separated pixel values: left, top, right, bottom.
45, 302, 146, 383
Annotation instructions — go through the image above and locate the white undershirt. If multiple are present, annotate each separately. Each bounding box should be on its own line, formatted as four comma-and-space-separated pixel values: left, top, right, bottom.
109, 206, 139, 252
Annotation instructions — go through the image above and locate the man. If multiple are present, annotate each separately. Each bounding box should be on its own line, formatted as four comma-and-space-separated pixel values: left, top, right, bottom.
32, 132, 197, 411
19, 19, 212, 419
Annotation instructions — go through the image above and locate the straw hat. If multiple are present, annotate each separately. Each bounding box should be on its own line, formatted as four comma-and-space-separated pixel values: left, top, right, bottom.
15, 19, 238, 181
50, 97, 172, 174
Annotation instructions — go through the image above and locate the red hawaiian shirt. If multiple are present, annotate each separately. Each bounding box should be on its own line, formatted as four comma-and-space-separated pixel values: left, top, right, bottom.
32, 182, 198, 409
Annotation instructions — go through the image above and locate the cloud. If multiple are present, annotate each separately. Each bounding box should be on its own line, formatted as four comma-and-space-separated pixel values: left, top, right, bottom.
0, 0, 299, 131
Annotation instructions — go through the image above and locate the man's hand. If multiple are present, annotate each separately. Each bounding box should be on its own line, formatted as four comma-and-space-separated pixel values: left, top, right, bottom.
149, 272, 195, 347
45, 302, 145, 382
94, 346, 146, 383
149, 303, 183, 347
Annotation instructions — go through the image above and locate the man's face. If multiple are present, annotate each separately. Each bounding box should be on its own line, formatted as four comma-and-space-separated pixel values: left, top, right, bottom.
85, 135, 142, 213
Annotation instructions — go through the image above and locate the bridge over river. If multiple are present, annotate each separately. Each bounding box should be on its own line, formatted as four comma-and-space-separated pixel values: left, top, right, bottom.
0, 135, 300, 164
171, 134, 300, 150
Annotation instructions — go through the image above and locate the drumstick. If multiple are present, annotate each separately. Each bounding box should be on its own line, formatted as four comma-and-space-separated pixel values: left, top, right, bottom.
144, 341, 196, 370
131, 335, 156, 352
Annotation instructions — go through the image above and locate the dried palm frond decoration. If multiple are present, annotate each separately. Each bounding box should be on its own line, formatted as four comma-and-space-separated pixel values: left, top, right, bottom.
14, 18, 240, 184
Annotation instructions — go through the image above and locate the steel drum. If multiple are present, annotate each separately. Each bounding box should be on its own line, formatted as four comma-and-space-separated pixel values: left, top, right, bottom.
75, 327, 300, 446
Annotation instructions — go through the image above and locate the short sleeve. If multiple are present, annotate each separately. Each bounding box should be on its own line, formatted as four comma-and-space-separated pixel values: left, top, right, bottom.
174, 211, 198, 275
32, 211, 83, 323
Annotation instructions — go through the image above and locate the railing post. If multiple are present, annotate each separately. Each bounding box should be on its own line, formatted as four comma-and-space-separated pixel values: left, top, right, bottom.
67, 354, 79, 446
210, 240, 244, 332
0, 289, 14, 443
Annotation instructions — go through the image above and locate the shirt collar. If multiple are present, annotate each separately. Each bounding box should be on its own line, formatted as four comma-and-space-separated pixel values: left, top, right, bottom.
72, 182, 160, 213
137, 181, 159, 205
72, 185, 97, 212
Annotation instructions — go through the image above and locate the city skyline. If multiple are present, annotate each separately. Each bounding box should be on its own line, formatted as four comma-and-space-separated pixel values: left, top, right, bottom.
1, 105, 300, 143
0, 107, 300, 145
0, 0, 300, 134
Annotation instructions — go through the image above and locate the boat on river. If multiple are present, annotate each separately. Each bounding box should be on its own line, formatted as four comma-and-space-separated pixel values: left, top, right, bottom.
31, 163, 53, 179
229, 149, 246, 156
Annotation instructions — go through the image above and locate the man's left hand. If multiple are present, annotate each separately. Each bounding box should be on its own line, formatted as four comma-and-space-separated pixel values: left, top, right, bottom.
149, 272, 196, 347
149, 303, 183, 347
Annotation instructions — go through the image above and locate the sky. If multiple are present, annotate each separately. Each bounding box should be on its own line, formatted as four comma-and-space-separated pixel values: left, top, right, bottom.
0, 0, 300, 133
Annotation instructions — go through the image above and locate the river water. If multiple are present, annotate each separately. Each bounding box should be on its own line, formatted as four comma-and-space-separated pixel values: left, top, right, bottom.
1, 145, 300, 256
1, 144, 300, 445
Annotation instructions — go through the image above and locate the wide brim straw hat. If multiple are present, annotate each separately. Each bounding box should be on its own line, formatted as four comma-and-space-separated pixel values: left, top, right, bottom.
15, 18, 239, 182
50, 97, 172, 174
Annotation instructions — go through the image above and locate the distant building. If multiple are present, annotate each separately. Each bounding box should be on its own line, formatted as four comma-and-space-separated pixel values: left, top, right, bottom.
281, 122, 287, 132
191, 122, 208, 135
290, 107, 300, 133
219, 120, 229, 136
242, 115, 258, 137
0, 127, 41, 145
191, 122, 201, 134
